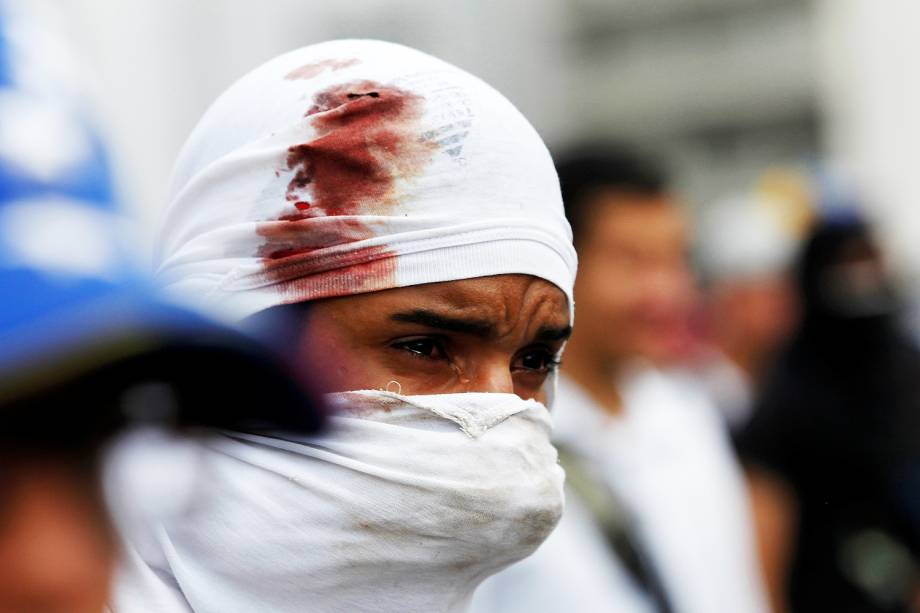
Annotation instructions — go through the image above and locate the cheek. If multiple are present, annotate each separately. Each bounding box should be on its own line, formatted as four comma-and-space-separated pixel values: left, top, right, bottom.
577, 260, 637, 314
513, 374, 550, 403
742, 290, 797, 340
299, 322, 460, 394
376, 355, 462, 395
0, 475, 113, 613
299, 322, 374, 393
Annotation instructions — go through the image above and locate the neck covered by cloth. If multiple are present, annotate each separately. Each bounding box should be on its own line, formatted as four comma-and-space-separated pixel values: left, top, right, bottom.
156, 39, 576, 321
108, 391, 565, 613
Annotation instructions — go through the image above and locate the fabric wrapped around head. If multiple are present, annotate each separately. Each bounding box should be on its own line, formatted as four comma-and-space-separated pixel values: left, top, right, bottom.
156, 39, 576, 321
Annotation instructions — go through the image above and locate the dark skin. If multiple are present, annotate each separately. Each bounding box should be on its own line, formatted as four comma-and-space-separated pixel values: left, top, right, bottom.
0, 459, 112, 613
299, 274, 571, 403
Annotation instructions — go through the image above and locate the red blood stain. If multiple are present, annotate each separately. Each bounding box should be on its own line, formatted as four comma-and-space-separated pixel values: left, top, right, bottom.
284, 79, 436, 217
256, 217, 376, 260
284, 58, 360, 80
257, 216, 398, 302
257, 216, 398, 304
267, 245, 398, 305
254, 79, 435, 303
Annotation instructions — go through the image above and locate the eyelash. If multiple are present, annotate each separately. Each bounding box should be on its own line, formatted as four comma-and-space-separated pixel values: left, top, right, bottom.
515, 350, 561, 374
389, 337, 561, 373
390, 337, 446, 361
524, 353, 562, 373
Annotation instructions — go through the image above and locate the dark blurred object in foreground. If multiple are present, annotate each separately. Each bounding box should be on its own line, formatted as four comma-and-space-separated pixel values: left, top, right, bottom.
0, 3, 323, 611
737, 216, 920, 613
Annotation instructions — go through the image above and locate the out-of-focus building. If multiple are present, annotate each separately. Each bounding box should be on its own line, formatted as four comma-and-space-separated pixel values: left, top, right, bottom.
20, 1, 920, 310
21, 0, 820, 254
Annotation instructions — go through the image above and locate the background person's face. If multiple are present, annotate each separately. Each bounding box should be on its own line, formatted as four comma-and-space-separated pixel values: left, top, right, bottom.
296, 274, 571, 403
573, 192, 695, 366
708, 275, 798, 369
0, 461, 113, 613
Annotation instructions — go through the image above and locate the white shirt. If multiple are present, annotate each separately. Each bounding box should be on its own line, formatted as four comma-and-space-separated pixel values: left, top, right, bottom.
694, 351, 756, 432
471, 369, 769, 613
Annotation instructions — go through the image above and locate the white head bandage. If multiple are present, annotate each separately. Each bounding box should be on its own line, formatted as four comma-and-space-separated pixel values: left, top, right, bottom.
157, 39, 576, 320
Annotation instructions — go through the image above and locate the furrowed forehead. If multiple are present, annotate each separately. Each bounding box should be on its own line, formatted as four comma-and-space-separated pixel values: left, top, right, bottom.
381, 276, 570, 339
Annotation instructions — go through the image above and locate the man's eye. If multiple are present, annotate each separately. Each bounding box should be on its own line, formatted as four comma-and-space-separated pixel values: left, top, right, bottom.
392, 338, 445, 359
513, 349, 561, 373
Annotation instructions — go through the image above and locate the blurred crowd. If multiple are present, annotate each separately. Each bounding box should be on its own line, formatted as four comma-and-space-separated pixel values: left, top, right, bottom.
3, 2, 920, 613
474, 144, 920, 613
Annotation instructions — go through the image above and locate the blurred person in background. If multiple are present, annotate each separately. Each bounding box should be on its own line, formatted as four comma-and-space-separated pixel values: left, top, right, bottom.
472, 144, 769, 613
737, 215, 920, 613
0, 4, 321, 611
109, 40, 577, 613
694, 194, 800, 432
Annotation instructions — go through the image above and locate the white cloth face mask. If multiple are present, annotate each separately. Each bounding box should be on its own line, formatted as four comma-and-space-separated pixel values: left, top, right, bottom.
109, 390, 565, 613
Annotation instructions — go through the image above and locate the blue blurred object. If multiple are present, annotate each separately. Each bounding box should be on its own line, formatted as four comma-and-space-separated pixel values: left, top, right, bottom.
809, 162, 866, 224
0, 3, 323, 439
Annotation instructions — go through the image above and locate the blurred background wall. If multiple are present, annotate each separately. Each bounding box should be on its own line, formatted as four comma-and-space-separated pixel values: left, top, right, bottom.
22, 0, 920, 301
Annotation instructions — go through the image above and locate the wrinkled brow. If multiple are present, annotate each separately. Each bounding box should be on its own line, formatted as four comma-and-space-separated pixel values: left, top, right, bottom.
390, 310, 495, 338
390, 309, 571, 343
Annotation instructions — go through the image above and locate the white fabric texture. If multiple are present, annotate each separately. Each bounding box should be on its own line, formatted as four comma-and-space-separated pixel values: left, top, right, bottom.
471, 486, 656, 613
471, 371, 770, 613
156, 39, 576, 322
109, 390, 565, 613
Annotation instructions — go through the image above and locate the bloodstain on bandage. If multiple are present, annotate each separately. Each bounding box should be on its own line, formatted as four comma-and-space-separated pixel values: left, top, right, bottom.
284, 79, 436, 217
269, 245, 398, 302
257, 217, 377, 260
257, 216, 398, 301
284, 58, 360, 80
255, 79, 435, 301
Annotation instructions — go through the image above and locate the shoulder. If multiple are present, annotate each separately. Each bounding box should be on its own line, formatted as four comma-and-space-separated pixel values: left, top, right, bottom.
622, 367, 727, 434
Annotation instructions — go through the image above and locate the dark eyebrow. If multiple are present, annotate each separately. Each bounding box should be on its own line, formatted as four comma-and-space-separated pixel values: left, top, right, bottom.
390, 309, 495, 338
390, 310, 572, 343
535, 324, 573, 343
